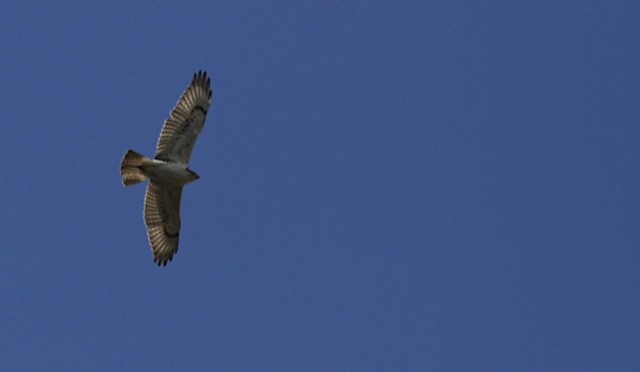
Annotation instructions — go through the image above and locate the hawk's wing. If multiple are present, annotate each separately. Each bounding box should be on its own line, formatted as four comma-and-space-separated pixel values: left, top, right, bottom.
144, 182, 183, 266
154, 71, 212, 164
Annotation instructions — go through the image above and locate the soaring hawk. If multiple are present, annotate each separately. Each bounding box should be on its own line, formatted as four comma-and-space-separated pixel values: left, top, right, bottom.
120, 71, 212, 266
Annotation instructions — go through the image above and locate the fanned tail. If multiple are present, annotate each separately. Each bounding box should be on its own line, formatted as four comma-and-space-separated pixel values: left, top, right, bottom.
120, 149, 150, 186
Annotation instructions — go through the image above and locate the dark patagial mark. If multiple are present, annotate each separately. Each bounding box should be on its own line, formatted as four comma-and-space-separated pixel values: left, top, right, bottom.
164, 227, 179, 239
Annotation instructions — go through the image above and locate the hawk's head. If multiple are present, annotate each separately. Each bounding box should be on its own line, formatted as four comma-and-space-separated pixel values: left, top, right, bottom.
187, 168, 199, 182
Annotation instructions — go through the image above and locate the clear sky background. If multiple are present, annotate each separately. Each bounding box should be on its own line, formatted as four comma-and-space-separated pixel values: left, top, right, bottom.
1, 1, 639, 370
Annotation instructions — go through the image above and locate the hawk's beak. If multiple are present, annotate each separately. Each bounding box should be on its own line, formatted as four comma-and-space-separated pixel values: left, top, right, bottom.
188, 169, 199, 180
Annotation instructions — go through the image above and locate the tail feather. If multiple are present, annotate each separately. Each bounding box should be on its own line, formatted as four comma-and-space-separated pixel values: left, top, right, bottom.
120, 149, 150, 186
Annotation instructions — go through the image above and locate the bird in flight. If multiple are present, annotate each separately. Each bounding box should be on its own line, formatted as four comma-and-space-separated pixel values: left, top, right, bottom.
120, 71, 212, 266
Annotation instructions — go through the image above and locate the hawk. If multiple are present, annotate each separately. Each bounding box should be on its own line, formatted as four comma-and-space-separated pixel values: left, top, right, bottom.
120, 71, 212, 266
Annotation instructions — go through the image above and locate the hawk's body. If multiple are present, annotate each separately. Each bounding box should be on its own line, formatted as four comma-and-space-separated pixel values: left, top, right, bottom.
120, 71, 212, 266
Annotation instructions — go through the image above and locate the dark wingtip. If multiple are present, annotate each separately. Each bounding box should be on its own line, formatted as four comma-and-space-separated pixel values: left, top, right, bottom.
193, 70, 211, 89
153, 255, 173, 267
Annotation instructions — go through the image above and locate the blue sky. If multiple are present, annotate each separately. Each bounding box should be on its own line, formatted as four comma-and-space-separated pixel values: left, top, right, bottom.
1, 1, 639, 370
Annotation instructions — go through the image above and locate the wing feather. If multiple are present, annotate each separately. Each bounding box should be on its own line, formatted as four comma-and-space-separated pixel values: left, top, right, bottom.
155, 70, 212, 163
144, 182, 183, 266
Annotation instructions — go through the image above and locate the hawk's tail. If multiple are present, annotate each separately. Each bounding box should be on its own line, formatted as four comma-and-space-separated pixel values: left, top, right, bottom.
120, 149, 150, 186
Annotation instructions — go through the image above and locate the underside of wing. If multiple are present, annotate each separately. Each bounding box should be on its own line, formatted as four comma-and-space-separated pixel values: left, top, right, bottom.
144, 182, 183, 266
155, 71, 212, 164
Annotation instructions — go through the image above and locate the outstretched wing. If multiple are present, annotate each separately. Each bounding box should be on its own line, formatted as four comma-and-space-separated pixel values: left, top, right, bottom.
144, 182, 183, 266
155, 70, 212, 164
